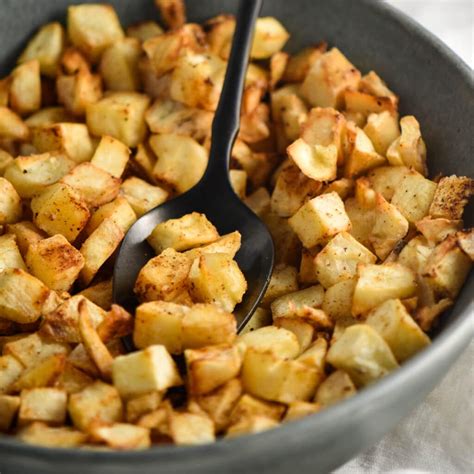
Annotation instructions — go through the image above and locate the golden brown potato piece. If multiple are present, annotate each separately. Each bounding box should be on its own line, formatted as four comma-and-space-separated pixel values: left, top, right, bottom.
155, 0, 186, 29
0, 107, 29, 141
282, 44, 327, 83
238, 326, 300, 359
121, 177, 169, 217
314, 370, 356, 406
19, 388, 67, 425
0, 395, 20, 431
0, 234, 26, 272
428, 175, 473, 220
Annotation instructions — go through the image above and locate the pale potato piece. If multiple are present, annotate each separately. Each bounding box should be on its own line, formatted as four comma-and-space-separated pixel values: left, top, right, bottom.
134, 248, 191, 303
26, 234, 84, 292
90, 136, 130, 179
322, 277, 357, 321
0, 269, 50, 323
86, 196, 136, 236
415, 217, 462, 245
229, 169, 247, 199
18, 422, 87, 447
0, 234, 26, 271
169, 411, 215, 445
344, 90, 396, 116
147, 212, 219, 254
133, 301, 189, 354
239, 307, 272, 336
31, 183, 90, 242
19, 388, 67, 425
250, 17, 289, 59
10, 60, 41, 115
238, 326, 300, 359
270, 285, 325, 319
359, 71, 398, 104
366, 299, 430, 362
244, 187, 271, 217
91, 423, 151, 450
363, 111, 400, 155
149, 133, 208, 193
242, 349, 320, 403
6, 221, 45, 257
270, 51, 289, 89
282, 44, 327, 83
274, 317, 314, 353
352, 263, 417, 316
0, 355, 24, 394
0, 178, 22, 225
261, 264, 299, 306
18, 22, 65, 77
126, 391, 163, 423
57, 364, 94, 395
185, 344, 242, 395
24, 107, 73, 128
315, 231, 376, 288
121, 177, 169, 217
229, 393, 285, 425
297, 337, 327, 373
86, 92, 150, 147
0, 107, 29, 140
67, 4, 124, 62
183, 231, 241, 261
301, 48, 361, 108
68, 381, 123, 431
189, 253, 247, 313
112, 345, 182, 399
0, 149, 14, 175
0, 395, 20, 431
428, 175, 473, 220
386, 116, 427, 175
100, 38, 142, 92
80, 218, 124, 286
314, 370, 356, 406
12, 354, 66, 391
4, 152, 74, 199
289, 192, 351, 248
391, 171, 437, 224
226, 415, 279, 437
127, 21, 164, 42
182, 304, 237, 349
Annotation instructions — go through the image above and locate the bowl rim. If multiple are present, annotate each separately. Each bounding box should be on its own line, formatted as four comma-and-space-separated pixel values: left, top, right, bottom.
0, 0, 473, 465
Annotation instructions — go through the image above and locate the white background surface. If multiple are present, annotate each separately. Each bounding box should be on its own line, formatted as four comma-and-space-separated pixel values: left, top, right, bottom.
337, 1, 473, 473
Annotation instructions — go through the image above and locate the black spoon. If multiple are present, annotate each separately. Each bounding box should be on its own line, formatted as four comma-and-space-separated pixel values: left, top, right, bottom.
113, 0, 274, 331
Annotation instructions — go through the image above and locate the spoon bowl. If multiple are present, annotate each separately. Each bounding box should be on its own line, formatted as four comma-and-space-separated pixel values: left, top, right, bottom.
113, 0, 274, 330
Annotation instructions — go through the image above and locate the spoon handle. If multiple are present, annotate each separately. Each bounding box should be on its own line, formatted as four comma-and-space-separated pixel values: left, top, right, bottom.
200, 0, 263, 187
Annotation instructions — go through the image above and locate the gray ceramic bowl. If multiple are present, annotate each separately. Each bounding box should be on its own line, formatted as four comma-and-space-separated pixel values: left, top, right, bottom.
0, 1, 473, 473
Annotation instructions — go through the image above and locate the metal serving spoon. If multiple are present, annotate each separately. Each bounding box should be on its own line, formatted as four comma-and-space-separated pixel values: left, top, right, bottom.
113, 0, 274, 331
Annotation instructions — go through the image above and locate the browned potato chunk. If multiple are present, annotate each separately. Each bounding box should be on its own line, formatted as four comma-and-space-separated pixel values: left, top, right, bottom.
315, 370, 356, 406
19, 388, 67, 425
90, 135, 130, 179
226, 415, 278, 437
0, 355, 24, 394
270, 285, 325, 319
86, 197, 136, 236
428, 175, 473, 220
26, 234, 84, 292
121, 177, 169, 217
251, 18, 289, 59
282, 44, 327, 83
183, 231, 241, 261
230, 393, 285, 425
155, 0, 186, 29
126, 391, 163, 423
0, 395, 20, 431
261, 264, 299, 306
6, 221, 45, 257
238, 326, 300, 359
415, 217, 462, 245
12, 354, 66, 391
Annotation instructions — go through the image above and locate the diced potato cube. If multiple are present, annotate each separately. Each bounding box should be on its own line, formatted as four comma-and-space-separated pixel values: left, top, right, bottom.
148, 212, 219, 255
363, 111, 400, 155
289, 192, 351, 248
299, 248, 318, 284
24, 107, 73, 128
134, 301, 188, 353
0, 234, 26, 271
250, 17, 289, 59
238, 326, 300, 359
77, 280, 112, 311
100, 38, 142, 92
366, 299, 430, 362
366, 165, 410, 202
274, 317, 314, 353
301, 48, 361, 108
26, 234, 84, 292
185, 344, 242, 395
359, 71, 398, 104
429, 175, 473, 220
239, 307, 272, 336
181, 304, 237, 349
0, 269, 50, 323
57, 364, 93, 394
352, 263, 417, 316
297, 337, 327, 372
86, 92, 150, 147
10, 60, 41, 115
134, 248, 191, 303
31, 183, 90, 242
314, 370, 356, 406
90, 136, 130, 179
149, 133, 208, 193
18, 22, 64, 77
261, 264, 298, 306
170, 52, 226, 111
86, 196, 136, 236
189, 253, 247, 312
226, 415, 278, 437
67, 4, 124, 62
0, 177, 22, 225
183, 231, 241, 261
121, 177, 169, 217
229, 393, 285, 425
68, 381, 123, 431
32, 123, 94, 163
315, 231, 376, 288
369, 195, 409, 260
169, 411, 215, 445
126, 21, 164, 42
416, 217, 462, 245
80, 218, 124, 285
91, 423, 151, 449
4, 152, 74, 199
112, 345, 182, 399
19, 388, 67, 425
270, 285, 325, 319
344, 89, 396, 117
12, 354, 66, 391
386, 116, 426, 175
0, 355, 24, 394
422, 235, 472, 298
0, 108, 29, 144
282, 44, 327, 83
0, 395, 20, 431
391, 170, 437, 224
242, 349, 320, 403
322, 277, 356, 321
126, 391, 163, 423
6, 221, 45, 257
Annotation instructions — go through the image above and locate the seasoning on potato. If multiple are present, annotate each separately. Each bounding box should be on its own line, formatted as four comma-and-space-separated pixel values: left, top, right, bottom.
0, 0, 472, 450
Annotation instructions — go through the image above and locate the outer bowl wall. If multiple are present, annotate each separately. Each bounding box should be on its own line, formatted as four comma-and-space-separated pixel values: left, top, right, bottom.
0, 1, 472, 473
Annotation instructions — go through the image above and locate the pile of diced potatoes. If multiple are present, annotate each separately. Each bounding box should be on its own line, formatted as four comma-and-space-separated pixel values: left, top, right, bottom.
0, 0, 473, 450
